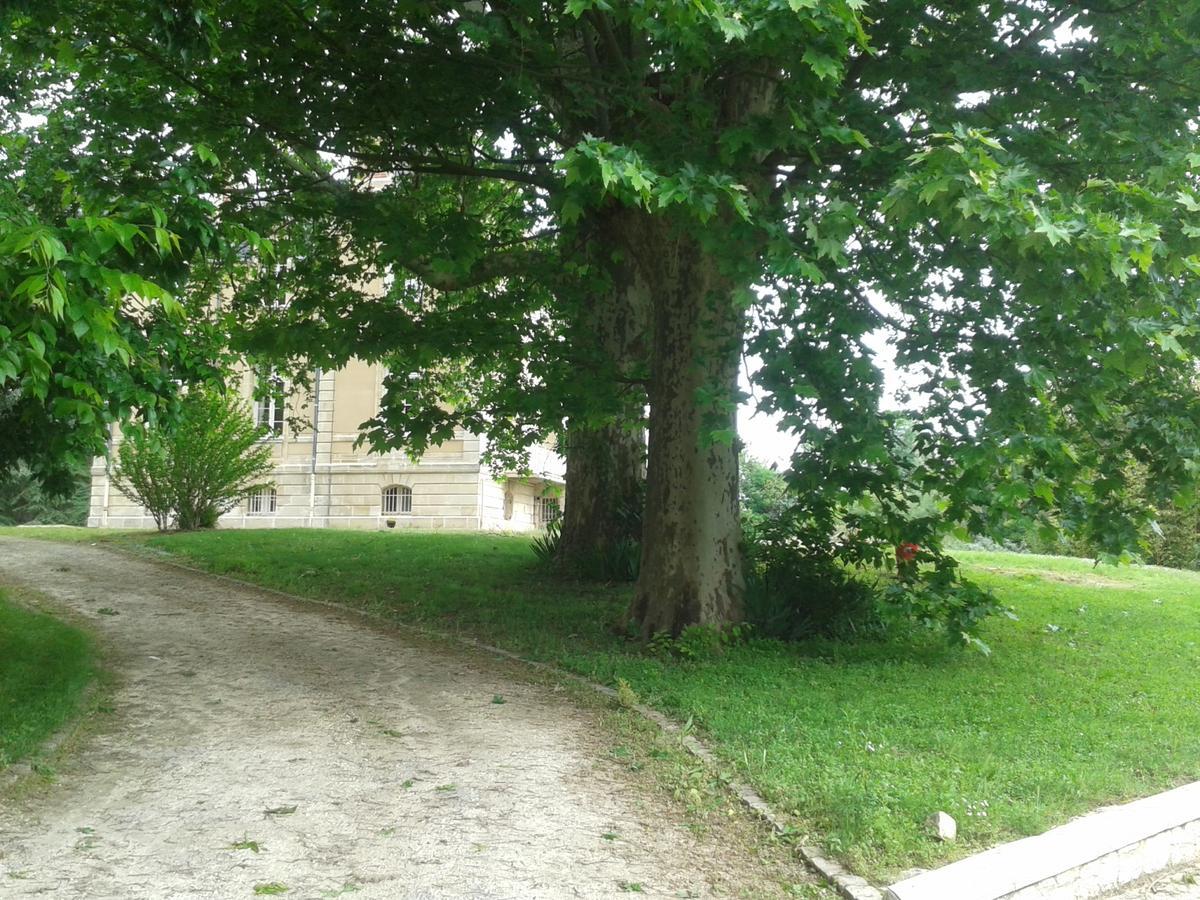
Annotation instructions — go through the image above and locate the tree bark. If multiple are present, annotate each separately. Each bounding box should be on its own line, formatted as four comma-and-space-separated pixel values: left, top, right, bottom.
626, 224, 745, 636
556, 206, 651, 577
557, 422, 645, 576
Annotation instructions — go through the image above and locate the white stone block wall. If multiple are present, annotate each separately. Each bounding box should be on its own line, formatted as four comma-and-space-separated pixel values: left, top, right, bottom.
479, 477, 563, 532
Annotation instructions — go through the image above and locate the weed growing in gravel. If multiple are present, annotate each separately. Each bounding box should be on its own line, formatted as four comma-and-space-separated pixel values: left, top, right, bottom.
319, 883, 360, 897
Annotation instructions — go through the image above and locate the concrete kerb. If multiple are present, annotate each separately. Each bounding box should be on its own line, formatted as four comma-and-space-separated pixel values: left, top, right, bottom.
113, 546, 885, 900
885, 782, 1200, 900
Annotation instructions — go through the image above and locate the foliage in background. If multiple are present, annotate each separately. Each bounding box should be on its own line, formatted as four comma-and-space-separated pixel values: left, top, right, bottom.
739, 455, 790, 533
958, 461, 1200, 571
113, 387, 273, 531
1021, 504, 1200, 572
0, 462, 89, 526
1144, 503, 1200, 570
1094, 465, 1200, 570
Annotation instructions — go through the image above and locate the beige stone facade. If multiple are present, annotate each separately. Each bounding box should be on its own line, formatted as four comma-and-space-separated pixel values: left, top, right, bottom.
87, 362, 565, 531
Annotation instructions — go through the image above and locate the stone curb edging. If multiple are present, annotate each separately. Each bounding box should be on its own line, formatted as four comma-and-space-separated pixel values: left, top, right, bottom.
110, 545, 884, 900
885, 781, 1200, 900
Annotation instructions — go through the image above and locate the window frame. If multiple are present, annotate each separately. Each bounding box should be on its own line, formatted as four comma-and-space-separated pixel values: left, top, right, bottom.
254, 372, 286, 438
247, 486, 277, 515
382, 484, 412, 515
535, 495, 560, 528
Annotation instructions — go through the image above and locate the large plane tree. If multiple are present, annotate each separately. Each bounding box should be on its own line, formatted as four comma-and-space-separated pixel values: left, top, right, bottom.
5, 1, 1200, 636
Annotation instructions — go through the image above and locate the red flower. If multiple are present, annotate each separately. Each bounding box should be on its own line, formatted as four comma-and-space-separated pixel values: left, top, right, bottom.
896, 542, 920, 563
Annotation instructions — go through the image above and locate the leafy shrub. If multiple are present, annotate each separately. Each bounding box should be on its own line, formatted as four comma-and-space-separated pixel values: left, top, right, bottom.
743, 532, 883, 642
598, 484, 645, 581
597, 534, 641, 581
742, 512, 1007, 651
113, 387, 274, 531
880, 550, 1012, 655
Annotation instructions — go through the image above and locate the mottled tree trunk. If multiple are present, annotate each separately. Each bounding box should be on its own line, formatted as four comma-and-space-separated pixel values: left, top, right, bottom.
557, 422, 645, 573
556, 207, 651, 576
626, 225, 745, 636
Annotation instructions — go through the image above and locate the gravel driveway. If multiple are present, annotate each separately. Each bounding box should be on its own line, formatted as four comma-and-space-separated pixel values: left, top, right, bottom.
0, 538, 809, 899
1103, 861, 1200, 899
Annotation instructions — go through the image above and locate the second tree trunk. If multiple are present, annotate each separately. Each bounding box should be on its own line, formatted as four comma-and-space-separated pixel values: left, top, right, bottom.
627, 225, 745, 637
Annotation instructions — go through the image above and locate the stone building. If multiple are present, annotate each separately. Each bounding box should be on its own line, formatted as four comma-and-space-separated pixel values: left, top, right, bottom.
87, 360, 565, 531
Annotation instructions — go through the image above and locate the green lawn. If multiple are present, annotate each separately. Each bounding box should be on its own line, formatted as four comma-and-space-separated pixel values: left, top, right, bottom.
0, 587, 95, 771
6, 527, 1199, 882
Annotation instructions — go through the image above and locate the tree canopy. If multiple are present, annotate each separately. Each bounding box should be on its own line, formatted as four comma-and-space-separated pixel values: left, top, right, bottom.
4, 1, 1199, 636
0, 58, 249, 489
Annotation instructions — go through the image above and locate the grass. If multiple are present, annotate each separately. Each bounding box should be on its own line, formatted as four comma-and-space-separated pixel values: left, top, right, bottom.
0, 586, 95, 771
6, 526, 1200, 882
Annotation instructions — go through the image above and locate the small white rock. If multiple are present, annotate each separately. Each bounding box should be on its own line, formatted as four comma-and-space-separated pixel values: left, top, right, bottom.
929, 811, 957, 842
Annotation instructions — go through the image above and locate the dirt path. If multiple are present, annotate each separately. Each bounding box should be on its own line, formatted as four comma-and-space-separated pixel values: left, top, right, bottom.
0, 538, 809, 899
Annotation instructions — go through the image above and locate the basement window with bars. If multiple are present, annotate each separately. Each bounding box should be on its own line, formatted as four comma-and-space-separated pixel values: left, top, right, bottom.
382, 484, 412, 515
247, 487, 277, 515
535, 495, 560, 528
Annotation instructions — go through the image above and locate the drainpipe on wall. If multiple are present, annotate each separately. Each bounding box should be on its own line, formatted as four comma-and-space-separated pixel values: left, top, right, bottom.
476, 431, 486, 531
101, 437, 112, 527
308, 367, 321, 527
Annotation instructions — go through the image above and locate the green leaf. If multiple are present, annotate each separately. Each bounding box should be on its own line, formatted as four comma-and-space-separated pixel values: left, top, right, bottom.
1033, 214, 1071, 247
26, 331, 46, 358
560, 196, 584, 224
802, 49, 841, 82
715, 15, 747, 42
195, 143, 220, 167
